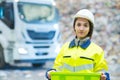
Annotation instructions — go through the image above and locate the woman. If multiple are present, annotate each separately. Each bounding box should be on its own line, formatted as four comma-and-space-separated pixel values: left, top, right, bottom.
46, 9, 110, 80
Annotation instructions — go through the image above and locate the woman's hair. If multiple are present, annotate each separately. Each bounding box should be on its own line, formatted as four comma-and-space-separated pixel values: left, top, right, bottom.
73, 18, 94, 39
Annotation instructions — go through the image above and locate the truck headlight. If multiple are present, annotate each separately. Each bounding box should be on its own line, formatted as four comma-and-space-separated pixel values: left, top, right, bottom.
55, 45, 60, 53
18, 48, 28, 54
53, 24, 58, 29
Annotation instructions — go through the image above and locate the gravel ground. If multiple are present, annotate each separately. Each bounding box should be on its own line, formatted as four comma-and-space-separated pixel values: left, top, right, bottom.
0, 62, 120, 80
0, 61, 54, 80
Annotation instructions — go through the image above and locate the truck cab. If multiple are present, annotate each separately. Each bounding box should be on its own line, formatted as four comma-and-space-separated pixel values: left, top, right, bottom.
0, 0, 61, 68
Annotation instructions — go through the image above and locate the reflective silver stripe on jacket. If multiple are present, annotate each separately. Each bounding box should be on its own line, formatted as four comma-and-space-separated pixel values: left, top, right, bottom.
59, 63, 93, 72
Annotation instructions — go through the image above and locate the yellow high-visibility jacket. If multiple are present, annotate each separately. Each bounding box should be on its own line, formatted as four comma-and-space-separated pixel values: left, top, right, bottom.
53, 39, 108, 73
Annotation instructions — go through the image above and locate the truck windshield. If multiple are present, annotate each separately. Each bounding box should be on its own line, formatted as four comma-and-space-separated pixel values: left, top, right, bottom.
18, 2, 59, 23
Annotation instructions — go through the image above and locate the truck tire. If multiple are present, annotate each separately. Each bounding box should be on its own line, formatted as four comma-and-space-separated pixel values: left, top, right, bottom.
0, 44, 5, 68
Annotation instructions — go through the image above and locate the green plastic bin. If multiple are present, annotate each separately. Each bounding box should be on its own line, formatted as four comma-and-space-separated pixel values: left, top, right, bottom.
51, 72, 101, 80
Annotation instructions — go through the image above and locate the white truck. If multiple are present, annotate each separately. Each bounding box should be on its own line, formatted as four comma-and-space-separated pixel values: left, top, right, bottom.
0, 0, 61, 68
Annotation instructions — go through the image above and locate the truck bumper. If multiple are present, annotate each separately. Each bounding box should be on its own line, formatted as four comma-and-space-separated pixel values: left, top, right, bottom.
14, 58, 55, 63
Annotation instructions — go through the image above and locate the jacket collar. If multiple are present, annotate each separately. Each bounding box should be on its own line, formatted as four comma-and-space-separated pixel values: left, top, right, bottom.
69, 37, 91, 49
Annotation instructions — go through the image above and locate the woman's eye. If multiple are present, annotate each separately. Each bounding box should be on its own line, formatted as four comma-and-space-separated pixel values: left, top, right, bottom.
84, 24, 88, 27
84, 25, 87, 27
77, 23, 81, 26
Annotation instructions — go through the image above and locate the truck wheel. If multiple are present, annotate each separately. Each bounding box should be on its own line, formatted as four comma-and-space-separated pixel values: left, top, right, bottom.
0, 44, 5, 68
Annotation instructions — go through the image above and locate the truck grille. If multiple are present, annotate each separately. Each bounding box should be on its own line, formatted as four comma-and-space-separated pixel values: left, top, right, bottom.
33, 46, 50, 48
27, 30, 55, 40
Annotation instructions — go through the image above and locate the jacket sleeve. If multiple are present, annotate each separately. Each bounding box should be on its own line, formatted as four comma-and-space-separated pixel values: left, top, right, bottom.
94, 49, 108, 72
52, 43, 68, 71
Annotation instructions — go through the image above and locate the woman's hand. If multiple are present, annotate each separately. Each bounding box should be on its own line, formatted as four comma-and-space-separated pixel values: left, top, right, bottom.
100, 73, 106, 80
47, 70, 56, 79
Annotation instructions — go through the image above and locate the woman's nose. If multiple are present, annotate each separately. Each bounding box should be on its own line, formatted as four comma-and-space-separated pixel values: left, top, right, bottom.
79, 26, 84, 30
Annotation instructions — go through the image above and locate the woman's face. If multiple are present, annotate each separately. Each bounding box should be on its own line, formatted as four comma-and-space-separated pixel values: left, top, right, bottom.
74, 18, 90, 39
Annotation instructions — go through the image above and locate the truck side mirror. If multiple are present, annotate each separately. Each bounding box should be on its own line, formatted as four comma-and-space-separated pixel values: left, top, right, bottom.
0, 7, 4, 19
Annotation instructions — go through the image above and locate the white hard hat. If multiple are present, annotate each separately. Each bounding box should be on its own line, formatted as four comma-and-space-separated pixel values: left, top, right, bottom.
74, 9, 94, 27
